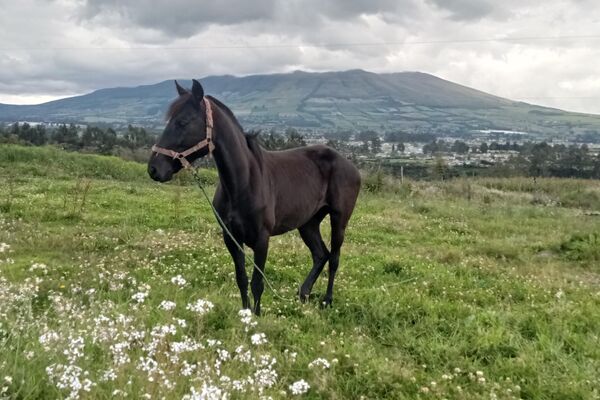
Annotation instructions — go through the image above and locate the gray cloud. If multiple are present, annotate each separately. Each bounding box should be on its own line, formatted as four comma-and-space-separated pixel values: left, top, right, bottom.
426, 0, 496, 21
79, 0, 278, 37
2, 0, 600, 114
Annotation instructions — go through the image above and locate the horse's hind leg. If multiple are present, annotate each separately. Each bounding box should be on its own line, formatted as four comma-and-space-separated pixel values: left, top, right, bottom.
322, 211, 348, 308
298, 210, 330, 302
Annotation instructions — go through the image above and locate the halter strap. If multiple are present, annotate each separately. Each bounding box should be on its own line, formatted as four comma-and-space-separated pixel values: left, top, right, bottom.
151, 97, 215, 169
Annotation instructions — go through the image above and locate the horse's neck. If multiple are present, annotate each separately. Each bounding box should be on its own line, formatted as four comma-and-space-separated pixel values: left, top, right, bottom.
211, 105, 254, 201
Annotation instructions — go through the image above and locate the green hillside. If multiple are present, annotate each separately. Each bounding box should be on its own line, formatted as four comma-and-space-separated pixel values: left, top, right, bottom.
2, 70, 600, 136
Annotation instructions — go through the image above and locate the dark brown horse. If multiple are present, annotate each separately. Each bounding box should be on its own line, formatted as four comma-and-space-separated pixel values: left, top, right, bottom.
148, 79, 361, 315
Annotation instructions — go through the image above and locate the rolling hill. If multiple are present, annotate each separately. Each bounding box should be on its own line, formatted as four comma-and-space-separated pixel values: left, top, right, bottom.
1, 69, 600, 136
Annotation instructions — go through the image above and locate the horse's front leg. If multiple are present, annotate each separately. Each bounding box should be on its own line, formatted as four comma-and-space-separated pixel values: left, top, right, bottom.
250, 232, 270, 316
223, 232, 250, 309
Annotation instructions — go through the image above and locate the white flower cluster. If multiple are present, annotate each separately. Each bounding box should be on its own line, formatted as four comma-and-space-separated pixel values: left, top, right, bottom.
186, 299, 214, 315
251, 333, 268, 346
182, 383, 224, 400
238, 309, 257, 332
29, 262, 48, 274
308, 358, 331, 369
0, 243, 9, 253
170, 274, 187, 287
131, 291, 148, 303
159, 300, 176, 311
289, 379, 310, 395
44, 336, 94, 400
46, 364, 94, 400
8, 257, 316, 399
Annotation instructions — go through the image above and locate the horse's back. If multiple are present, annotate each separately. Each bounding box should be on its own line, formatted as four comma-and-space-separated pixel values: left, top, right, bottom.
265, 145, 360, 231
267, 144, 360, 190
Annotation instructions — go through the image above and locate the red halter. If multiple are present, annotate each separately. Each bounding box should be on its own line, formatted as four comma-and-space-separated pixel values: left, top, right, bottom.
151, 97, 215, 169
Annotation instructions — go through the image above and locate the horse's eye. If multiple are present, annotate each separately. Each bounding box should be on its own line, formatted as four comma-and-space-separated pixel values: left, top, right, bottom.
176, 120, 188, 128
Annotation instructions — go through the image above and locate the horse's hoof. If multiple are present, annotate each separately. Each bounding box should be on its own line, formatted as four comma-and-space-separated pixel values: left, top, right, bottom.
299, 293, 310, 303
319, 297, 333, 309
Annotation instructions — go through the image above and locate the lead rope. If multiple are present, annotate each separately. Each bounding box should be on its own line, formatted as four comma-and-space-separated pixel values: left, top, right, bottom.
190, 168, 295, 303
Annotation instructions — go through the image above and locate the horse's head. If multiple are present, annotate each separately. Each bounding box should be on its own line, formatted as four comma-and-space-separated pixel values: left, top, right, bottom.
148, 79, 210, 182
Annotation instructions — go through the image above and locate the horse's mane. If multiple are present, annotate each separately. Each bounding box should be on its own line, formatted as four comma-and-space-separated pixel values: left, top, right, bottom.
206, 96, 264, 167
244, 130, 264, 167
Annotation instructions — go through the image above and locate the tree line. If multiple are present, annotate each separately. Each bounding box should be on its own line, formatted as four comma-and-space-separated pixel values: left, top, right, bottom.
0, 123, 156, 158
3, 122, 599, 179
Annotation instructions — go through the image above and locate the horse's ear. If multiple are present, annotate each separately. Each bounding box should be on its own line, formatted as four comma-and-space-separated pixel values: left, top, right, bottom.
175, 80, 187, 96
191, 79, 204, 103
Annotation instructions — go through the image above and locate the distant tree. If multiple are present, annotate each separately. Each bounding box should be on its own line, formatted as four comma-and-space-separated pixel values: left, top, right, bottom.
99, 128, 118, 154
284, 127, 306, 148
423, 140, 448, 154
593, 153, 600, 179
123, 125, 151, 150
528, 142, 554, 177
81, 126, 99, 148
479, 142, 489, 153
260, 128, 286, 150
10, 123, 21, 138
431, 155, 449, 180
52, 124, 80, 149
35, 125, 48, 145
451, 140, 469, 154
17, 123, 32, 143
370, 136, 382, 154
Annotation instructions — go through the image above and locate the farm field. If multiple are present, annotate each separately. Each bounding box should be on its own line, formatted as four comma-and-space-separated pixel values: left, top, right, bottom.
1, 144, 599, 399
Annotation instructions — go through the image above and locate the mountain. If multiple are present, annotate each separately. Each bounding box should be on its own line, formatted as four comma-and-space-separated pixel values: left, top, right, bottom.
1, 69, 600, 137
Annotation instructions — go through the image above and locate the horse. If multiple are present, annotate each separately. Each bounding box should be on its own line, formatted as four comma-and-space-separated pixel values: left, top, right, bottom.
148, 79, 361, 315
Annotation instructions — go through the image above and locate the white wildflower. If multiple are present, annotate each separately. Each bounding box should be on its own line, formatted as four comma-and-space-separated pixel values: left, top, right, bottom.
308, 358, 330, 369
238, 309, 257, 331
131, 291, 148, 303
254, 368, 278, 388
217, 349, 230, 361
29, 262, 48, 274
251, 333, 267, 346
289, 379, 310, 395
159, 300, 176, 311
284, 349, 297, 362
39, 330, 60, 350
186, 299, 214, 315
171, 275, 187, 287
183, 384, 224, 400
181, 361, 197, 377
0, 243, 9, 253
101, 369, 117, 382
235, 345, 252, 363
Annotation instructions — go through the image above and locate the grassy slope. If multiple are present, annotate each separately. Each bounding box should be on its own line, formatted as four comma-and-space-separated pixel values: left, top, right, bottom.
0, 145, 599, 399
4, 70, 600, 134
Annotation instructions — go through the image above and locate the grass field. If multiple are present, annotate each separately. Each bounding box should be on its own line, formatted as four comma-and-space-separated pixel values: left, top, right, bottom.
1, 144, 599, 399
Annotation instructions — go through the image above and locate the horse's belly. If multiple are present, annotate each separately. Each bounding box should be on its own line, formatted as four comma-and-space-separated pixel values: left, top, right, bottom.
271, 200, 324, 235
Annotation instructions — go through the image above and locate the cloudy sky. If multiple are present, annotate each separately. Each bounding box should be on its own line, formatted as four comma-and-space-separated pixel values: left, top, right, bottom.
2, 0, 600, 113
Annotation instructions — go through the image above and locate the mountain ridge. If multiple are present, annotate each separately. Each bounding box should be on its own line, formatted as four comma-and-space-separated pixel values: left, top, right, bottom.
1, 69, 599, 137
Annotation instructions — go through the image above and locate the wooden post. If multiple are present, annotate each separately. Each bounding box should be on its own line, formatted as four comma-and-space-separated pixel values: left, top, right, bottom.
400, 165, 404, 185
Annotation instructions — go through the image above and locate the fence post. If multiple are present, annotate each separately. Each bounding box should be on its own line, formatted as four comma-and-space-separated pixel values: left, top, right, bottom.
401, 165, 404, 185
